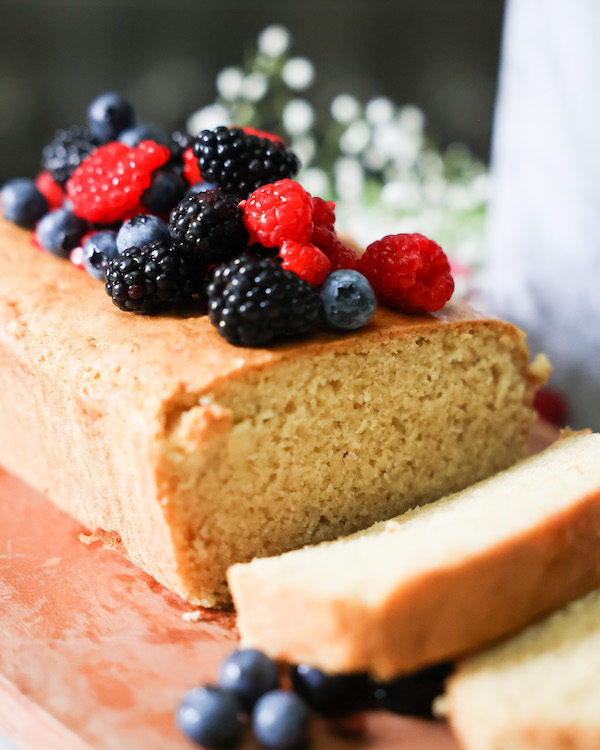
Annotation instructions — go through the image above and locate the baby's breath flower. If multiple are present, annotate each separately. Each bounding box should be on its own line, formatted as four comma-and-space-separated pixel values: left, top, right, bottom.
257, 25, 291, 57
216, 67, 244, 100
282, 99, 315, 135
331, 94, 360, 123
282, 58, 315, 90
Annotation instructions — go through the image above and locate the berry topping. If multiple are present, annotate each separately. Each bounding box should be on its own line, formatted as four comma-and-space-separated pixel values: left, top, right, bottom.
82, 231, 119, 280
118, 124, 170, 148
533, 387, 569, 427
66, 141, 170, 224
321, 237, 359, 272
35, 171, 65, 211
169, 192, 249, 265
320, 270, 377, 330
193, 126, 300, 198
358, 233, 454, 313
182, 145, 203, 186
218, 649, 279, 712
309, 197, 358, 271
279, 239, 330, 285
116, 214, 169, 254
41, 126, 98, 187
252, 690, 310, 750
290, 665, 374, 717
242, 178, 314, 247
241, 126, 284, 143
36, 208, 86, 257
105, 239, 203, 314
1, 178, 48, 227
207, 256, 321, 347
175, 685, 243, 749
87, 92, 135, 144
140, 171, 185, 215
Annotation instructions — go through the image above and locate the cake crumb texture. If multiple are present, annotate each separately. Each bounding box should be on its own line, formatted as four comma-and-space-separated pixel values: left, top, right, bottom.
446, 587, 600, 750
228, 433, 600, 673
0, 218, 546, 605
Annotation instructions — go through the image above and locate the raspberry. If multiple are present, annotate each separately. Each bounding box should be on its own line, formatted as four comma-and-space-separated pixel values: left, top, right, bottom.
533, 388, 569, 427
35, 171, 65, 210
242, 179, 314, 247
182, 146, 203, 185
207, 256, 321, 347
280, 240, 331, 285
321, 238, 359, 272
66, 141, 170, 223
309, 197, 358, 271
358, 233, 454, 313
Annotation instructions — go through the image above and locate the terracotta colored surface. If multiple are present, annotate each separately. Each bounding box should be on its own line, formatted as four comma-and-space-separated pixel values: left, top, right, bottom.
0, 423, 557, 750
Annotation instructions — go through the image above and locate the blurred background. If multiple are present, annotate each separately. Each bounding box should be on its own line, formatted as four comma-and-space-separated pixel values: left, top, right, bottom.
2, 0, 600, 429
0, 0, 503, 182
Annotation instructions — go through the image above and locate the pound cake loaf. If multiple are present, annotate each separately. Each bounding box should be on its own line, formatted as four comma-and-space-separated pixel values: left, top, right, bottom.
229, 432, 600, 674
0, 218, 547, 606
445, 587, 600, 750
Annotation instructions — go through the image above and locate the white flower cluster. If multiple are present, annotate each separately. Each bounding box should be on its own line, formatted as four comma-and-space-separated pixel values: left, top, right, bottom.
187, 25, 489, 298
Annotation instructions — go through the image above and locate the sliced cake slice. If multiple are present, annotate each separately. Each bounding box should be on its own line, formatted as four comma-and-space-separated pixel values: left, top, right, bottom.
445, 587, 600, 750
228, 432, 600, 678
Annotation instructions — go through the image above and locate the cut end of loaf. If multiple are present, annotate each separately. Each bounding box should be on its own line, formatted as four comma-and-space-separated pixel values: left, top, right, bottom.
228, 432, 600, 677
159, 313, 544, 606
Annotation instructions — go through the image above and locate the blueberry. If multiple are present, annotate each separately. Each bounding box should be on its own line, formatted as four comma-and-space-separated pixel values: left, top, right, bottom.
319, 270, 377, 330
218, 649, 279, 712
118, 124, 170, 147
82, 231, 119, 280
252, 690, 310, 749
87, 92, 135, 144
290, 665, 374, 717
1, 178, 48, 227
175, 685, 243, 748
185, 181, 219, 198
141, 171, 185, 214
116, 214, 169, 254
37, 209, 86, 257
370, 662, 453, 719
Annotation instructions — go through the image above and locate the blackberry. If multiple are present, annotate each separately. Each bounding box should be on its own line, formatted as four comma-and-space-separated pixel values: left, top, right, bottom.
41, 126, 98, 186
207, 256, 321, 347
169, 192, 249, 265
105, 239, 204, 314
193, 126, 300, 198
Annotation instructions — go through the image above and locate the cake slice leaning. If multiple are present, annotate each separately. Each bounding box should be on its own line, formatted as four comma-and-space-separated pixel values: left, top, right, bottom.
228, 432, 600, 678
445, 587, 600, 750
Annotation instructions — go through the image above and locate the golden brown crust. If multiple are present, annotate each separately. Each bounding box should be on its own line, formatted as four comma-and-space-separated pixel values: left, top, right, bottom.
230, 488, 600, 678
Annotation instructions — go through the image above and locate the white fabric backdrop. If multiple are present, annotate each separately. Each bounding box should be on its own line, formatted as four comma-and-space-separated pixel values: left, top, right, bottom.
485, 0, 600, 428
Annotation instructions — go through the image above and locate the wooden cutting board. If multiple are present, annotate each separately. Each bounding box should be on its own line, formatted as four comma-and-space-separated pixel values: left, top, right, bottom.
0, 421, 558, 750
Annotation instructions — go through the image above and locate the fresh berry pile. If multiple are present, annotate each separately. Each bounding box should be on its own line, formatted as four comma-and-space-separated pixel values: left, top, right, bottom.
176, 647, 452, 749
0, 91, 455, 345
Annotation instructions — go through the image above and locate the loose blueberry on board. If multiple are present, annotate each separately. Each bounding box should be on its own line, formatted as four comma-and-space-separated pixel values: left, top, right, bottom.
1, 178, 48, 227
82, 231, 119, 281
175, 685, 243, 749
116, 214, 169, 254
319, 269, 377, 330
118, 123, 170, 147
36, 208, 86, 257
290, 665, 374, 717
141, 171, 185, 214
252, 690, 310, 749
218, 649, 279, 712
370, 662, 453, 719
87, 92, 136, 144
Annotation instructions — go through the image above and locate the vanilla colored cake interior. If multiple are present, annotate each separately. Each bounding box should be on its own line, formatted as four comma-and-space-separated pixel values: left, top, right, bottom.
229, 432, 600, 673
446, 587, 600, 750
0, 218, 548, 605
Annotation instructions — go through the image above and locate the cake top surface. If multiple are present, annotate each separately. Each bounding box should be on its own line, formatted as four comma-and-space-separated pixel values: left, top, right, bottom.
0, 218, 514, 406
